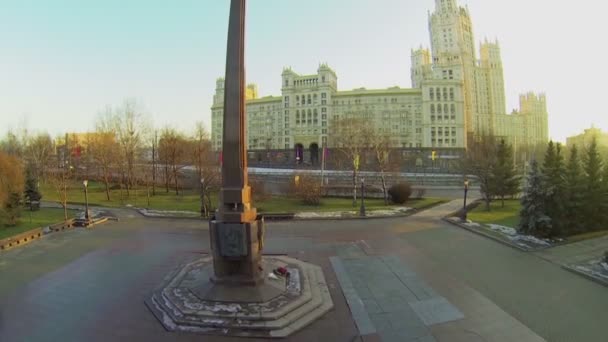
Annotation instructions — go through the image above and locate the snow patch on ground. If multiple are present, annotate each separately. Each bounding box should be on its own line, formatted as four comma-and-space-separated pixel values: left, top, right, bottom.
472, 223, 552, 249
138, 208, 199, 217
574, 262, 608, 281
294, 207, 411, 219
601, 262, 608, 272
487, 224, 517, 236
295, 211, 344, 219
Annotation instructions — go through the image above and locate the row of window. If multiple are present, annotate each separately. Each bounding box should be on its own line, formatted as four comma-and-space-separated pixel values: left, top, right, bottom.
431, 115, 456, 123
431, 127, 458, 137
429, 87, 455, 101
430, 103, 456, 115
432, 139, 458, 147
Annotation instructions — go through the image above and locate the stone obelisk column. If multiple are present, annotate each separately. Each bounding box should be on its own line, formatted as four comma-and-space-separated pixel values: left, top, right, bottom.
209, 0, 264, 286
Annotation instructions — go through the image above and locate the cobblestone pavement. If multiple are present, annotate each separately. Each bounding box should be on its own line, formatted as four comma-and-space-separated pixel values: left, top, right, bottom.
0, 200, 606, 341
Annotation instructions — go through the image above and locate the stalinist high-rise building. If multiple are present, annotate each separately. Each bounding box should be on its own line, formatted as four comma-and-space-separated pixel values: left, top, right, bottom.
211, 0, 548, 161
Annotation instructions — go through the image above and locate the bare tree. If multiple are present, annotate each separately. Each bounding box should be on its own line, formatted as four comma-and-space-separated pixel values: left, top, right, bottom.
191, 122, 211, 182
158, 127, 188, 195
461, 135, 498, 211
370, 133, 395, 204
329, 116, 374, 205
25, 133, 54, 180
91, 109, 119, 201
48, 167, 71, 222
114, 99, 151, 196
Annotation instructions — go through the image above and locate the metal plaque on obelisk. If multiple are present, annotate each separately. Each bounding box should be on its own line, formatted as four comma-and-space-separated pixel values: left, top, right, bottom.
209, 0, 264, 285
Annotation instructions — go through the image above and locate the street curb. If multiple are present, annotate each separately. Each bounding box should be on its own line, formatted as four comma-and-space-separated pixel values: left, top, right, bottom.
442, 217, 529, 252
561, 264, 608, 288
132, 200, 448, 222
0, 213, 117, 253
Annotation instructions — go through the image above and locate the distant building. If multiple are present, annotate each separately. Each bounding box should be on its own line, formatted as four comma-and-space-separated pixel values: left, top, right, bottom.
566, 127, 608, 150
211, 0, 549, 164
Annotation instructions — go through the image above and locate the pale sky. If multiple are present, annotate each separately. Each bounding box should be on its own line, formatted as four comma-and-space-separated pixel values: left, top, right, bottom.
1, 0, 606, 142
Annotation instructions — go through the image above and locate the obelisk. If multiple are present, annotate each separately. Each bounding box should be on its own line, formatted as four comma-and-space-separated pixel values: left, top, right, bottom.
209, 0, 264, 286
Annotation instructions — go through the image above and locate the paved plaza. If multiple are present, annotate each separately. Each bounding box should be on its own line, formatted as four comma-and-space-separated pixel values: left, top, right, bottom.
0, 200, 606, 341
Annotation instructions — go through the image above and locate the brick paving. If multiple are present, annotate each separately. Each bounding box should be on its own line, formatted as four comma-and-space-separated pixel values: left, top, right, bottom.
0, 201, 605, 341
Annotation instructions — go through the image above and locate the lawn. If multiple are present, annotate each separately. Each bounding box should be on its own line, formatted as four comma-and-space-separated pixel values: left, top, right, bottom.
0, 208, 76, 240
468, 200, 521, 228
40, 180, 446, 214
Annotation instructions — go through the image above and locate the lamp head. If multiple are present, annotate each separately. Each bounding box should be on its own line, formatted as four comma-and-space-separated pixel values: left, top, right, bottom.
83, 180, 88, 188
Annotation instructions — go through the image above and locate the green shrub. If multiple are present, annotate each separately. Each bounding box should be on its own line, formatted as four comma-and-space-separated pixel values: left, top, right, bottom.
388, 182, 412, 204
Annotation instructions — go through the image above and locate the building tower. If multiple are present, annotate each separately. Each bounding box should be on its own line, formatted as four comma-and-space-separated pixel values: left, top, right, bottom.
411, 47, 432, 88
429, 0, 478, 136
475, 39, 506, 135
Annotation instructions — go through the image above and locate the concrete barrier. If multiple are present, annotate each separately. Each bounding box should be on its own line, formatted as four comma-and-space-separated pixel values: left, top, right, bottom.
0, 219, 75, 252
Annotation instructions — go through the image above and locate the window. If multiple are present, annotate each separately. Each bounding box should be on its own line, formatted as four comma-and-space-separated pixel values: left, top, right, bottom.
430, 104, 435, 114
450, 104, 455, 114
444, 104, 449, 114
322, 76, 326, 83
322, 107, 327, 113
430, 88, 434, 100
307, 94, 311, 104
322, 121, 327, 127
322, 93, 327, 98
437, 104, 442, 114
431, 115, 436, 122
322, 129, 327, 134
285, 96, 289, 102
443, 88, 448, 101
450, 88, 454, 101
296, 95, 299, 102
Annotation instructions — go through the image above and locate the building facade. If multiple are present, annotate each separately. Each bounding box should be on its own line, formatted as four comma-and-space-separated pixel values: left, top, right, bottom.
567, 127, 608, 151
211, 0, 548, 161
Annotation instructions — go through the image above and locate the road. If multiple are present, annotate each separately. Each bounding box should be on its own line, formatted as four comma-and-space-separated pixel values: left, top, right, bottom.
0, 201, 605, 341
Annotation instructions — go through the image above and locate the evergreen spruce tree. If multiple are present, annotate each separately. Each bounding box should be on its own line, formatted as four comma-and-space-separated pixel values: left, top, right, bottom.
542, 141, 566, 236
564, 145, 584, 235
493, 140, 520, 207
24, 165, 42, 211
519, 160, 552, 237
582, 138, 603, 232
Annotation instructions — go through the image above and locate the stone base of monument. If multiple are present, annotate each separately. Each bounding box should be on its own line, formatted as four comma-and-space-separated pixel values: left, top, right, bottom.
145, 255, 333, 338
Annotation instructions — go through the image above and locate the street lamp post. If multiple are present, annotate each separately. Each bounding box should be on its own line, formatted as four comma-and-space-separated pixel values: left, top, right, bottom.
83, 180, 90, 224
461, 179, 469, 221
200, 177, 206, 218
360, 178, 366, 217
